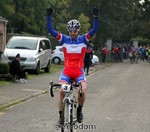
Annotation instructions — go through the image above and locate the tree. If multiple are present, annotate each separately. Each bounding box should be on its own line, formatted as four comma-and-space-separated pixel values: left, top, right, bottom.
0, 0, 149, 45
78, 13, 91, 35
139, 0, 150, 39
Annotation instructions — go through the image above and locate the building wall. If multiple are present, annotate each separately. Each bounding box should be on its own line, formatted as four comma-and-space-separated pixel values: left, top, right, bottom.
0, 17, 8, 51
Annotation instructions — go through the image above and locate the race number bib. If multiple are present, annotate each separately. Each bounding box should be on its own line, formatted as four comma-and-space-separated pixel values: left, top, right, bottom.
61, 84, 71, 92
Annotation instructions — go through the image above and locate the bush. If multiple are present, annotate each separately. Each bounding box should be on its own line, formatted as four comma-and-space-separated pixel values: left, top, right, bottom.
131, 37, 150, 46
0, 63, 9, 74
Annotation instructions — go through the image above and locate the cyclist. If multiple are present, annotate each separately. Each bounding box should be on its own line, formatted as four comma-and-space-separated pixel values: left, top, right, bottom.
46, 6, 99, 123
147, 46, 150, 63
138, 46, 143, 61
130, 45, 138, 63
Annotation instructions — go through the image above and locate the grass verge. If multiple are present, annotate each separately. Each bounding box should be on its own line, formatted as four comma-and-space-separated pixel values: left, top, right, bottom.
0, 63, 64, 85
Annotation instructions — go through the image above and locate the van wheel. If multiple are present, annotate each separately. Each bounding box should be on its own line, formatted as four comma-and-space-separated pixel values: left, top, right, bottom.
44, 60, 50, 73
35, 62, 40, 75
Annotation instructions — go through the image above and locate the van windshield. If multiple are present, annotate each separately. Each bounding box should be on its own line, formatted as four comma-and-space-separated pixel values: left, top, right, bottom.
6, 38, 38, 50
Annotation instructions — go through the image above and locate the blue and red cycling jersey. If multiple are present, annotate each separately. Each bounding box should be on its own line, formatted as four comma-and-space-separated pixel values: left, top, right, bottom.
46, 16, 99, 83
47, 16, 99, 68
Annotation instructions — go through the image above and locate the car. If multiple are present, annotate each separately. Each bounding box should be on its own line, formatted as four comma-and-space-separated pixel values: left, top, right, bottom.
1, 36, 52, 74
92, 54, 99, 64
51, 46, 99, 64
51, 46, 64, 64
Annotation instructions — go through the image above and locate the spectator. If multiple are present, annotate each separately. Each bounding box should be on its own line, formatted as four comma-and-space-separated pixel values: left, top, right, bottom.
9, 53, 27, 84
113, 46, 120, 62
118, 44, 123, 62
111, 48, 115, 59
122, 44, 128, 59
101, 44, 108, 63
84, 44, 93, 75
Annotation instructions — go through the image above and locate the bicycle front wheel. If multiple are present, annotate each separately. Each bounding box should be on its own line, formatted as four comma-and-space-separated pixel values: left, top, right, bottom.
73, 95, 78, 123
61, 101, 73, 132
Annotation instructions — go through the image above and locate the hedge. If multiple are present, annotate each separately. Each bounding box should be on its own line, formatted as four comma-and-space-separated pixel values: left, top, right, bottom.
0, 63, 9, 74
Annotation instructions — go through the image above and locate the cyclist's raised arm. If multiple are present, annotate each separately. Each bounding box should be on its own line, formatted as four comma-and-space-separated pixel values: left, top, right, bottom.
87, 7, 99, 39
46, 7, 59, 38
87, 17, 99, 38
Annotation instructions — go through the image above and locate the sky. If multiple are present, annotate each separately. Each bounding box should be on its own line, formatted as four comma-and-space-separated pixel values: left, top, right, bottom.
139, 0, 145, 4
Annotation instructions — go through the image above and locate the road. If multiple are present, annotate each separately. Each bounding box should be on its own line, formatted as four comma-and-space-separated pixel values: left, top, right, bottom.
0, 61, 150, 132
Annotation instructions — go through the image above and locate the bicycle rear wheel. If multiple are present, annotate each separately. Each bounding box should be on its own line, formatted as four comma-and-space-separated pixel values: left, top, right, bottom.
130, 57, 134, 64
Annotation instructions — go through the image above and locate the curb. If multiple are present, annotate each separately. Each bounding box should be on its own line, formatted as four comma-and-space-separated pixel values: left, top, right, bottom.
0, 90, 48, 111
0, 63, 111, 111
0, 90, 48, 110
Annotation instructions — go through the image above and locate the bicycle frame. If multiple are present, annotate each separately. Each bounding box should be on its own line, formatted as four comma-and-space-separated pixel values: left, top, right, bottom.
49, 81, 82, 132
63, 88, 74, 124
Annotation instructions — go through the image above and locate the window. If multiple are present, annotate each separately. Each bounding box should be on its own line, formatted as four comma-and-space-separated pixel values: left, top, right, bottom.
43, 40, 51, 50
7, 38, 38, 50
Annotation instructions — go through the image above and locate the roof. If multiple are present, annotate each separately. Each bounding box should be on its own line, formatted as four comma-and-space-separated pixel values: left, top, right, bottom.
0, 16, 8, 22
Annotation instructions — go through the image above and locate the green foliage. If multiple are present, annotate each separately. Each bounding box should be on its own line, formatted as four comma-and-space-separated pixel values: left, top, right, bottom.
0, 63, 9, 74
131, 37, 150, 45
0, 0, 149, 49
78, 14, 90, 35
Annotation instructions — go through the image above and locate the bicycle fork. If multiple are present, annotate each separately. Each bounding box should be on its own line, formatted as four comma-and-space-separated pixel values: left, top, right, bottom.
63, 97, 72, 123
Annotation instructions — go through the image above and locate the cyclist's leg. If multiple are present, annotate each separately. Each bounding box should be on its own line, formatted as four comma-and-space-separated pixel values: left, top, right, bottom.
58, 68, 71, 121
77, 81, 86, 106
76, 69, 87, 123
76, 69, 86, 106
136, 54, 139, 63
130, 56, 132, 63
58, 83, 65, 115
133, 55, 135, 63
75, 81, 86, 123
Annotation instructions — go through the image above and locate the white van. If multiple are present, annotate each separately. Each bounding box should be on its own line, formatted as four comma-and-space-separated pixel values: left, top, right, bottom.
2, 36, 51, 74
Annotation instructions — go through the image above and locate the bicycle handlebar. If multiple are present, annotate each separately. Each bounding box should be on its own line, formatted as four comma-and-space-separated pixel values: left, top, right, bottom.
49, 81, 82, 97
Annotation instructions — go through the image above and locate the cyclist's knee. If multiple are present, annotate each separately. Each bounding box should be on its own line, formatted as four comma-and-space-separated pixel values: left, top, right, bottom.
58, 88, 65, 97
81, 82, 86, 93
81, 88, 86, 94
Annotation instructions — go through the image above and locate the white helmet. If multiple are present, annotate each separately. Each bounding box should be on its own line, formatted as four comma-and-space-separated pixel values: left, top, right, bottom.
67, 19, 81, 31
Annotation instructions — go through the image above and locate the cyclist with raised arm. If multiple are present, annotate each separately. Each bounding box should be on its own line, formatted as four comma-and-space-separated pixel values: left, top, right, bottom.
46, 6, 99, 123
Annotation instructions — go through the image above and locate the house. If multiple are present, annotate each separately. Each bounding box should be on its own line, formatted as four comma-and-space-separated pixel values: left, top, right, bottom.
0, 16, 8, 51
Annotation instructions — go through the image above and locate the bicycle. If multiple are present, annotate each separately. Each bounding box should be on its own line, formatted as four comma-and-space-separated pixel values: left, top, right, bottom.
130, 54, 138, 64
49, 80, 82, 132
